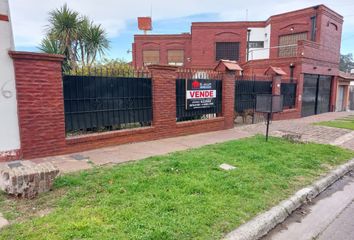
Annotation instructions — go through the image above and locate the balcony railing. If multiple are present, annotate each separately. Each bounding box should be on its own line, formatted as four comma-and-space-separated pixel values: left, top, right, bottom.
248, 40, 340, 64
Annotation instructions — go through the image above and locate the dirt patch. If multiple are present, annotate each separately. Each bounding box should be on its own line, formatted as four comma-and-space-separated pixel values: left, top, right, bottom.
0, 188, 66, 223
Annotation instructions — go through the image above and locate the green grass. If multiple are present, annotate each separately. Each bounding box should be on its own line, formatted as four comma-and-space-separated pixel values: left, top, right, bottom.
0, 136, 353, 240
315, 115, 354, 130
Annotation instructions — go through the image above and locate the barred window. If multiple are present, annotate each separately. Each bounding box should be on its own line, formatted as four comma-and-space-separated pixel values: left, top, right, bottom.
248, 41, 264, 48
168, 50, 184, 66
278, 32, 307, 57
215, 42, 240, 61
143, 50, 160, 66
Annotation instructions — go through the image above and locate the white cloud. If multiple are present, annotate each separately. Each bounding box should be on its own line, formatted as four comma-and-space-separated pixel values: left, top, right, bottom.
8, 0, 354, 49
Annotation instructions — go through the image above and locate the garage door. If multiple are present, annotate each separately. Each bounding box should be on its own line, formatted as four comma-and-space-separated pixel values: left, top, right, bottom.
301, 74, 332, 117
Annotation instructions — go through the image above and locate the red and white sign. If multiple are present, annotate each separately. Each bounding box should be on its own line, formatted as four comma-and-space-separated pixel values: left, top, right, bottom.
186, 90, 216, 99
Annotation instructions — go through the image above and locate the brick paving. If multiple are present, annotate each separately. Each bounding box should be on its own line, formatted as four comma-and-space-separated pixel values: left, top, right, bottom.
239, 111, 354, 145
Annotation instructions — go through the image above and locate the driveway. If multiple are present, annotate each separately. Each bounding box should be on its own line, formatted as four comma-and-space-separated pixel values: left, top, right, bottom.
240, 111, 354, 148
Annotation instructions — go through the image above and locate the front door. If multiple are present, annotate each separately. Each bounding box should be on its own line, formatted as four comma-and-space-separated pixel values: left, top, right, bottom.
301, 74, 332, 117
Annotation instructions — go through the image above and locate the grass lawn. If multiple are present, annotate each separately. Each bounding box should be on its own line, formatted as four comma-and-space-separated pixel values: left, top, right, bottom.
0, 136, 353, 240
315, 115, 354, 130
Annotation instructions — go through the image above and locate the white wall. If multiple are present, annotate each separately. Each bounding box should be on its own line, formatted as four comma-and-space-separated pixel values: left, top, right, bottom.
0, 0, 20, 153
247, 24, 271, 61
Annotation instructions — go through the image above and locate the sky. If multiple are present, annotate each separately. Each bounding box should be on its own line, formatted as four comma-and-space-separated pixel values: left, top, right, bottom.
8, 0, 354, 62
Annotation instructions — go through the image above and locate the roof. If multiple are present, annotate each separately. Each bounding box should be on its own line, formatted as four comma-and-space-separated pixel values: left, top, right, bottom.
338, 71, 354, 81
192, 5, 342, 27
214, 60, 243, 72
264, 66, 287, 76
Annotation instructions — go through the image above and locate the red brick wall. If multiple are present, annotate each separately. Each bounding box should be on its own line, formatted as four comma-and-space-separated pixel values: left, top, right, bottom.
190, 22, 265, 68
64, 65, 235, 157
317, 6, 343, 63
268, 6, 317, 59
9, 54, 236, 160
0, 149, 21, 162
133, 34, 192, 68
242, 57, 302, 78
9, 52, 67, 159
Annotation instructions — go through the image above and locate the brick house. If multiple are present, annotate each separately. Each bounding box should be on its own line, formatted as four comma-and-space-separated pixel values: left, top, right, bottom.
132, 5, 344, 118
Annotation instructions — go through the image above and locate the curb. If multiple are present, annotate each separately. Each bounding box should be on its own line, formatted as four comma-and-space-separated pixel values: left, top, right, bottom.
224, 158, 354, 240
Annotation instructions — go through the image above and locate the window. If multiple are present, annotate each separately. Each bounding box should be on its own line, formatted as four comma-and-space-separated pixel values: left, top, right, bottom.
143, 50, 159, 66
248, 41, 264, 48
168, 50, 184, 66
215, 42, 240, 61
278, 32, 307, 57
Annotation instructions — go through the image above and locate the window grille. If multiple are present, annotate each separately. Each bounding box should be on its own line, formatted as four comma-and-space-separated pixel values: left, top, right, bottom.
215, 42, 240, 61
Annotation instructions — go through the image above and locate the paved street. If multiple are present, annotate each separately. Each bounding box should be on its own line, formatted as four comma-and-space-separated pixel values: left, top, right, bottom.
263, 172, 354, 240
318, 200, 354, 240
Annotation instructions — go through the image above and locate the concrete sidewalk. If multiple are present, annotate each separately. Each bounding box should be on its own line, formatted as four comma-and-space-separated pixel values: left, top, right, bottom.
31, 128, 252, 173
7, 111, 354, 174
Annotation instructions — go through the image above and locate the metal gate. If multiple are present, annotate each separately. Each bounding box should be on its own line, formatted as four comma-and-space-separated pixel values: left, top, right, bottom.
234, 76, 273, 124
301, 74, 332, 117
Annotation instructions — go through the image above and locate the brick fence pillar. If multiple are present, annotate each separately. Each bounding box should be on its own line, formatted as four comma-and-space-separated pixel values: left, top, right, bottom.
9, 51, 66, 159
221, 70, 236, 129
148, 65, 178, 136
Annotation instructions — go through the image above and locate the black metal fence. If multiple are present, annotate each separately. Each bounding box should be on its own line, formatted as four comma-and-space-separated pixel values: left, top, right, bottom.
63, 71, 152, 134
281, 83, 297, 108
176, 79, 222, 122
176, 69, 223, 122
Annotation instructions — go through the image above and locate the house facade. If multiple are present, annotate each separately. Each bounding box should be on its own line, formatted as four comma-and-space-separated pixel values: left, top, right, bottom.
0, 0, 21, 160
132, 5, 344, 118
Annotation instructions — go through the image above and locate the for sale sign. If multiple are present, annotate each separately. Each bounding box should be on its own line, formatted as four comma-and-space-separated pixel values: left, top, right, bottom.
186, 79, 217, 110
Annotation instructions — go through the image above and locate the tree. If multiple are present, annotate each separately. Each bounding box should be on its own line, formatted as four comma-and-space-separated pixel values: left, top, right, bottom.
38, 37, 71, 72
77, 18, 109, 67
39, 4, 110, 71
340, 53, 354, 73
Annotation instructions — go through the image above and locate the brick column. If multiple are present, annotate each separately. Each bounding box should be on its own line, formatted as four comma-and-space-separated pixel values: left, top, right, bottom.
272, 75, 282, 95
221, 70, 236, 129
148, 65, 178, 136
330, 76, 338, 112
9, 51, 66, 159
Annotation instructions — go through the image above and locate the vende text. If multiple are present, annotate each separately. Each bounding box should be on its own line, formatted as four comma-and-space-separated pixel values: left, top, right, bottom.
186, 90, 216, 99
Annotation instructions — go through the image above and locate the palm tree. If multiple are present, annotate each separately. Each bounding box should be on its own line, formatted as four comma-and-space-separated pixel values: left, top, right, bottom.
44, 4, 81, 69
39, 37, 63, 55
77, 16, 90, 66
83, 23, 110, 66
39, 37, 71, 72
39, 4, 110, 70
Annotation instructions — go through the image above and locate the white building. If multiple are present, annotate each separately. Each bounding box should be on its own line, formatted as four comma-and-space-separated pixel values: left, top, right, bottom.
0, 0, 20, 158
